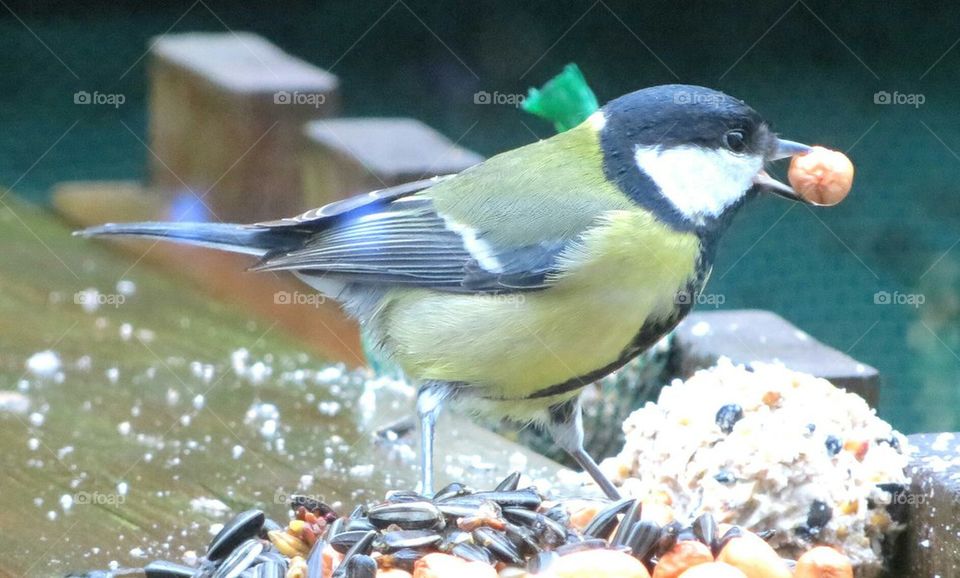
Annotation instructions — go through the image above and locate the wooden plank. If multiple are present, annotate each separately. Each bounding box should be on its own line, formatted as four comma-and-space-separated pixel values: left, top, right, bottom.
300, 118, 483, 207
0, 197, 560, 576
148, 32, 340, 223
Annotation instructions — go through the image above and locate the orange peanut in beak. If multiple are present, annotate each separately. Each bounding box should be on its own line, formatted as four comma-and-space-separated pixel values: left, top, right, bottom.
787, 146, 854, 206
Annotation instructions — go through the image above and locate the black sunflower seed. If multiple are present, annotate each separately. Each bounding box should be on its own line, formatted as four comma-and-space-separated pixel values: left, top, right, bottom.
553, 538, 607, 556
503, 522, 540, 557
612, 500, 643, 546
331, 530, 374, 554
249, 560, 285, 578
383, 548, 426, 571
206, 510, 265, 561
368, 501, 445, 531
472, 526, 523, 565
255, 549, 288, 569
527, 551, 559, 574
692, 512, 718, 550
432, 482, 472, 502
143, 560, 196, 578
584, 498, 634, 540
386, 490, 427, 504
331, 531, 377, 578
466, 488, 541, 509
451, 541, 494, 564
626, 520, 661, 560
494, 471, 522, 492
716, 525, 743, 557
380, 529, 442, 551
502, 508, 566, 547
436, 502, 482, 519
345, 518, 377, 533
211, 538, 262, 578
342, 554, 377, 578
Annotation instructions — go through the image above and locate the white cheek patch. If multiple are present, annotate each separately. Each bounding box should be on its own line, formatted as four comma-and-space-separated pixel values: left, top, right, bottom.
634, 145, 763, 222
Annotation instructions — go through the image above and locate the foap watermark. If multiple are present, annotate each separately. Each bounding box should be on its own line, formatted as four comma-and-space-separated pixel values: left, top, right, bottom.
74, 90, 125, 108
889, 488, 930, 506
273, 90, 327, 108
474, 91, 525, 108
675, 290, 725, 308
74, 289, 125, 309
273, 489, 334, 509
673, 90, 724, 108
274, 290, 326, 307
476, 293, 526, 307
874, 290, 925, 308
874, 90, 925, 108
75, 491, 126, 506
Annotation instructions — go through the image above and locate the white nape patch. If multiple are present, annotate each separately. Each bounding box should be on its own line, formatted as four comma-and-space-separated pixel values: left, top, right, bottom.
439, 214, 503, 273
634, 145, 763, 223
588, 110, 606, 131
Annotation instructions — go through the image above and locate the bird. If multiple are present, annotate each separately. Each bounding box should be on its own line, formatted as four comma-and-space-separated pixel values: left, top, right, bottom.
79, 84, 816, 500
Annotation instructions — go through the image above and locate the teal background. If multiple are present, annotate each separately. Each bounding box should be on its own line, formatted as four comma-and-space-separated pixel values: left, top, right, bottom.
2, 1, 958, 432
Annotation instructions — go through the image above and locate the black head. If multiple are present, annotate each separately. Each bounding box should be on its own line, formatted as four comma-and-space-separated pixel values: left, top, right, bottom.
597, 84, 806, 234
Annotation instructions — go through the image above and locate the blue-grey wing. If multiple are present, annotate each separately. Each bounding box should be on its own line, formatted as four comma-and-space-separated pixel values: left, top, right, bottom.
252, 182, 571, 293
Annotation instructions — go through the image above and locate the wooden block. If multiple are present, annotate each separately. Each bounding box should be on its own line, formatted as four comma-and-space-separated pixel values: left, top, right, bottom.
148, 32, 339, 223
892, 433, 960, 576
300, 117, 483, 206
674, 309, 880, 406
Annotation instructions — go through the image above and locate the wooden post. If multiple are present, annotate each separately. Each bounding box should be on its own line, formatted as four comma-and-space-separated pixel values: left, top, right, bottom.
300, 117, 483, 206
148, 32, 340, 223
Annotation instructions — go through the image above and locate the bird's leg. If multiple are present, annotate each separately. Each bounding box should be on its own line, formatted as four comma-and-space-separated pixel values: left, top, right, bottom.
546, 398, 622, 500
416, 382, 448, 497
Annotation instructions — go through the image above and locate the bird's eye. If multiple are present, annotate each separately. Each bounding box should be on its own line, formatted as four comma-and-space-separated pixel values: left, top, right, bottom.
723, 130, 748, 153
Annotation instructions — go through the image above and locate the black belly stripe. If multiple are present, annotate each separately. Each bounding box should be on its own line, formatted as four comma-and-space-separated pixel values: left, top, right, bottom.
524, 308, 688, 400
521, 258, 712, 402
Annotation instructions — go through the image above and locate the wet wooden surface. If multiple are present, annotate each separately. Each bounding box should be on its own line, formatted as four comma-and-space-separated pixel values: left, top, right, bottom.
0, 197, 560, 577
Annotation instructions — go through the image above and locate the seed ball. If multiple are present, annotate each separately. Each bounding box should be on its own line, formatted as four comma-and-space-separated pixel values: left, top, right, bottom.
788, 146, 854, 206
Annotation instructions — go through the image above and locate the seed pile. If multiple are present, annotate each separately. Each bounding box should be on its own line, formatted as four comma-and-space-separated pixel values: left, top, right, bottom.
135, 472, 854, 578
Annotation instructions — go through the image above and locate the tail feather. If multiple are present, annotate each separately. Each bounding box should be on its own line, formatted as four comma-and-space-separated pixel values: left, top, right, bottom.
76, 222, 300, 257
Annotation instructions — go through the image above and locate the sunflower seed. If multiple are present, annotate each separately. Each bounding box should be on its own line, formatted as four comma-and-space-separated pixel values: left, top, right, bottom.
583, 498, 634, 541
494, 472, 521, 492
212, 539, 263, 578
693, 512, 718, 550
611, 500, 642, 546
367, 501, 444, 531
206, 510, 265, 561
472, 527, 523, 565
380, 529, 442, 551
143, 560, 196, 578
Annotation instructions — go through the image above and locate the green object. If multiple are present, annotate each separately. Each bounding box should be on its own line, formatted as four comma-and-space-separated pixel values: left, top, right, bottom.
522, 63, 600, 133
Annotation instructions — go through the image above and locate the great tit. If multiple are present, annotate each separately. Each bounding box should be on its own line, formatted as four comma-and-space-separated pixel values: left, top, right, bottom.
80, 84, 815, 499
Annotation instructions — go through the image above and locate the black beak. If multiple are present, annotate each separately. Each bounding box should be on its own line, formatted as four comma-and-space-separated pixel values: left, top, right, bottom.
753, 138, 813, 204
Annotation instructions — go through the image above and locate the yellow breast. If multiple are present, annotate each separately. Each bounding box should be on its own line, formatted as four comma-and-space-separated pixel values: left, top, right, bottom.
378, 209, 702, 415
